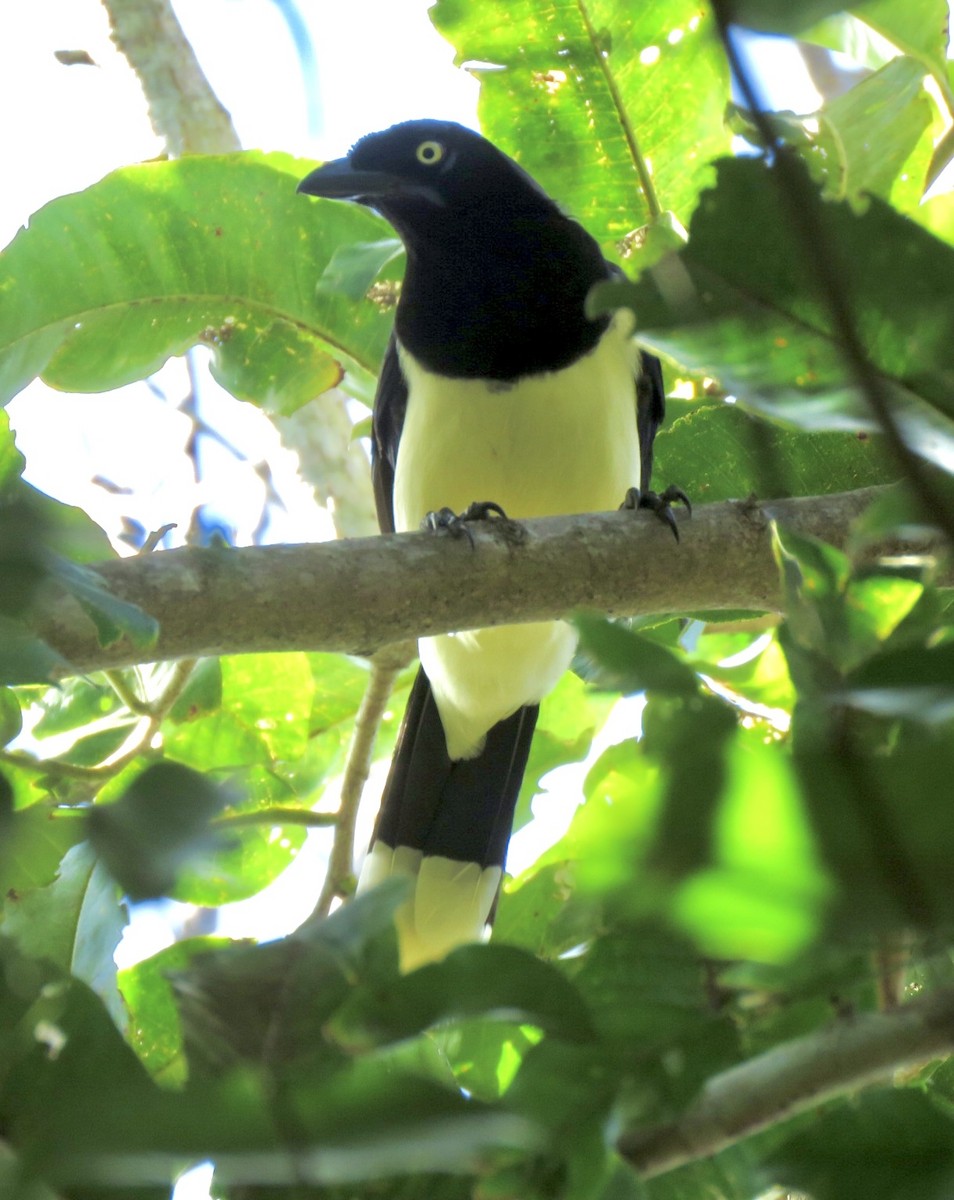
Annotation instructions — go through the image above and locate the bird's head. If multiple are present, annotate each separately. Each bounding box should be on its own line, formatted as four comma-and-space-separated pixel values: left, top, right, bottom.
297, 120, 555, 236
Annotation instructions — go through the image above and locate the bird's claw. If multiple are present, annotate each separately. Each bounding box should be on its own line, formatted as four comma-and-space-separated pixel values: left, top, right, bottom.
622, 485, 691, 542
422, 501, 509, 547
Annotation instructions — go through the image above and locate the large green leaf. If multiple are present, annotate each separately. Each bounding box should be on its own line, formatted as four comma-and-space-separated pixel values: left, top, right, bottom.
0, 153, 393, 410
593, 156, 954, 470
656, 400, 893, 505
431, 0, 730, 245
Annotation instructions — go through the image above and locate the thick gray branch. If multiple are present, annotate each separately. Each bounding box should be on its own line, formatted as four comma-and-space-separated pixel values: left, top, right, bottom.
30, 487, 948, 675
619, 987, 954, 1177
102, 0, 241, 155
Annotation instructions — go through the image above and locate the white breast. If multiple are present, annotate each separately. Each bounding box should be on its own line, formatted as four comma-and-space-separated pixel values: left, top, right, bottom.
393, 312, 642, 759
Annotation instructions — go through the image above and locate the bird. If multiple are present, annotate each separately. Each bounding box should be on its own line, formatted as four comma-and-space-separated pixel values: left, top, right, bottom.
298, 119, 684, 970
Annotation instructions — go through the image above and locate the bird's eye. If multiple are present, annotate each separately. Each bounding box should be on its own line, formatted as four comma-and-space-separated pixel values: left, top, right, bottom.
415, 140, 445, 166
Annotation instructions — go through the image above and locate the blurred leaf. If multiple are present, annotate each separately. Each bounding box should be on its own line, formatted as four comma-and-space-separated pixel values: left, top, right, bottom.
171, 882, 404, 1075
672, 729, 831, 963
795, 719, 954, 934
837, 641, 954, 723
31, 675, 121, 738
0, 408, 25, 495
516, 670, 616, 832
2, 842, 126, 1028
737, 57, 933, 206
768, 1089, 954, 1200
0, 687, 22, 745
432, 0, 730, 244
88, 761, 233, 901
773, 525, 923, 676
219, 652, 314, 761
496, 861, 601, 960
0, 617, 73, 686
725, 0, 865, 33
171, 766, 306, 905
641, 693, 737, 877
328, 943, 594, 1052
0, 153, 393, 408
592, 156, 954, 472
316, 238, 404, 301
857, 0, 952, 82
167, 657, 222, 722
118, 936, 231, 1087
50, 557, 158, 650
576, 615, 699, 697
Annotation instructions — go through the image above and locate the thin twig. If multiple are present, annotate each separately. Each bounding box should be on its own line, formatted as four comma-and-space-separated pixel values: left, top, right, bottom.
2, 658, 197, 785
216, 808, 339, 829
313, 641, 415, 917
105, 668, 151, 715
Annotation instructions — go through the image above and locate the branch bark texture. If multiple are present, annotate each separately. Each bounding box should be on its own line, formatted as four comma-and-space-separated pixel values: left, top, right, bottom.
619, 986, 954, 1177
31, 488, 948, 675
102, 0, 241, 155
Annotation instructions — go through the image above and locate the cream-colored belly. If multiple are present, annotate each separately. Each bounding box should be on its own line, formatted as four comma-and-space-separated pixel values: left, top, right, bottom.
393, 313, 641, 759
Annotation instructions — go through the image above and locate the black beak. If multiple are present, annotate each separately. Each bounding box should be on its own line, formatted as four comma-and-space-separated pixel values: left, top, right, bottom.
297, 157, 402, 202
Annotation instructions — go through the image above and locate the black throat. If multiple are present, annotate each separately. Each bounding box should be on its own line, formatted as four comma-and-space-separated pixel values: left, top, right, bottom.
390, 203, 613, 382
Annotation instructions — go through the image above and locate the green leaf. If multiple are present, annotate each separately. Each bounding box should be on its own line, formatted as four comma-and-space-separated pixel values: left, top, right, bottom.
741, 56, 933, 207
0, 617, 73, 685
575, 615, 700, 697
655, 399, 893, 507
0, 687, 22, 745
170, 766, 306, 905
592, 156, 954, 471
768, 1089, 954, 1200
725, 0, 867, 33
0, 409, 25, 496
50, 559, 157, 651
31, 675, 122, 738
0, 153, 393, 409
88, 761, 233, 900
316, 238, 404, 301
219, 652, 315, 761
858, 0, 952, 86
118, 936, 231, 1086
671, 729, 831, 963
2, 842, 127, 1028
327, 943, 595, 1052
774, 525, 924, 676
170, 883, 405, 1075
432, 0, 730, 242
838, 641, 954, 723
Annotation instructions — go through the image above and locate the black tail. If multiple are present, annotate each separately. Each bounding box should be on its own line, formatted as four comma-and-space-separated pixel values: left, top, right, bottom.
358, 667, 538, 969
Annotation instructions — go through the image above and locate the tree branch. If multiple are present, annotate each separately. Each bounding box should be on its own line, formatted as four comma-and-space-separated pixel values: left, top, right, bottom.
618, 986, 954, 1177
29, 487, 948, 676
101, 0, 241, 155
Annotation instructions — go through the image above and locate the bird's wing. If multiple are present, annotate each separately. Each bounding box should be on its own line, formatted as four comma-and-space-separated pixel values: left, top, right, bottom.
371, 331, 408, 535
637, 349, 666, 496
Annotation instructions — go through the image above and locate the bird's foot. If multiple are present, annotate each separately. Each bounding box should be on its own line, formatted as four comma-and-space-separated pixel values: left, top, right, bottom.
621, 485, 691, 542
422, 501, 509, 548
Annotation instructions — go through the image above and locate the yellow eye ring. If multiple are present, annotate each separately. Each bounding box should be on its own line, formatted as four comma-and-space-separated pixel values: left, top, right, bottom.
415, 140, 445, 165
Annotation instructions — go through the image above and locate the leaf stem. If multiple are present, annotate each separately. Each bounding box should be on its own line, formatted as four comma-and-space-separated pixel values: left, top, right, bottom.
575, 0, 663, 222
